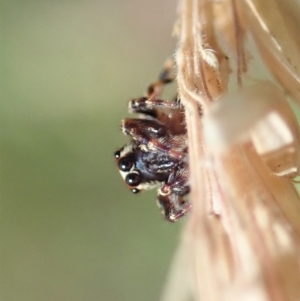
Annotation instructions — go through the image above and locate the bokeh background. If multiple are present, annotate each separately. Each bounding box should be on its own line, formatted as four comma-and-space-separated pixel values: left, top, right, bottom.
2, 1, 184, 301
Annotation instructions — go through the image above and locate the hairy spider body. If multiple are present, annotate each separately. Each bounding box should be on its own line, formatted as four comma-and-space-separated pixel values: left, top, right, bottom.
114, 64, 191, 222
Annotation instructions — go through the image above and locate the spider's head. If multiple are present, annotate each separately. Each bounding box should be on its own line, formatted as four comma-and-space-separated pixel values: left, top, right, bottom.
114, 144, 162, 194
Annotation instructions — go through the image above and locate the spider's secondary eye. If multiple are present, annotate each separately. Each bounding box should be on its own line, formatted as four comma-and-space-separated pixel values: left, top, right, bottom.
131, 188, 140, 194
114, 150, 121, 159
125, 173, 141, 187
118, 157, 133, 171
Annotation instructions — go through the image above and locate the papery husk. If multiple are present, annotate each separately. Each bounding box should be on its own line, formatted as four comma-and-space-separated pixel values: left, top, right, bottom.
189, 142, 300, 301
239, 0, 300, 104
162, 142, 300, 301
175, 0, 230, 110
203, 81, 300, 177
161, 0, 300, 300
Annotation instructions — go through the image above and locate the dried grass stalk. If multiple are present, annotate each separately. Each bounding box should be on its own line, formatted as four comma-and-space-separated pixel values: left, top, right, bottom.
161, 0, 300, 300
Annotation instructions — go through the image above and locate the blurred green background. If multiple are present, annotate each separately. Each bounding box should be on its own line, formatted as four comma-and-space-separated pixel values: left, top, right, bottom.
2, 1, 183, 300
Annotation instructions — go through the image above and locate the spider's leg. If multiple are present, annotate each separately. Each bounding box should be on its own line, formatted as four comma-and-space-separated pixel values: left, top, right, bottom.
122, 118, 167, 139
157, 190, 191, 222
156, 168, 190, 222
128, 59, 181, 117
128, 97, 180, 117
147, 59, 175, 98
122, 118, 186, 160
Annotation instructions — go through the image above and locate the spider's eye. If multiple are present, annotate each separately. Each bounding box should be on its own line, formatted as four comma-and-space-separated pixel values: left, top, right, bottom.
118, 157, 133, 172
131, 188, 140, 194
125, 172, 141, 187
114, 150, 121, 159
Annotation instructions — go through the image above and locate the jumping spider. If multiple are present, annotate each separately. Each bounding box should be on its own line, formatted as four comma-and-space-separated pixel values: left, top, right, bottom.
114, 63, 191, 222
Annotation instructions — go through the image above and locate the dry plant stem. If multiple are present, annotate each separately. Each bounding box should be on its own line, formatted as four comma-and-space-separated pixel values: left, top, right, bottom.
174, 0, 235, 300
176, 0, 229, 112
230, 0, 245, 86
164, 0, 300, 300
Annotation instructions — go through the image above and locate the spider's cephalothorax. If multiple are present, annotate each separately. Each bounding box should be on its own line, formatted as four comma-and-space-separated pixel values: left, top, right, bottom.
114, 64, 191, 222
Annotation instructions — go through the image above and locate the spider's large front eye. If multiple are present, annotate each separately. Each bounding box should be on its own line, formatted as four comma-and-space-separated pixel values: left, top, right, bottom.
125, 172, 141, 187
118, 157, 133, 171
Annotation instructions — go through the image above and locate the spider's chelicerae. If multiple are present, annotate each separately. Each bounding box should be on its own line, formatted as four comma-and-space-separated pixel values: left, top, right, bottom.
114, 64, 191, 222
